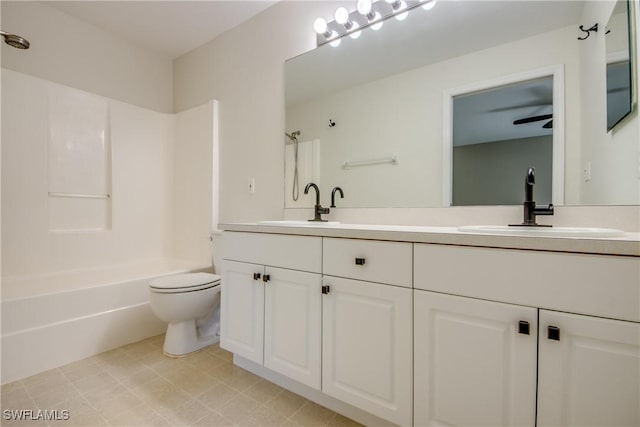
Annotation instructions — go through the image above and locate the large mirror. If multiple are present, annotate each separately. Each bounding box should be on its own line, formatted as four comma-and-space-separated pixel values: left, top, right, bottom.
285, 0, 639, 209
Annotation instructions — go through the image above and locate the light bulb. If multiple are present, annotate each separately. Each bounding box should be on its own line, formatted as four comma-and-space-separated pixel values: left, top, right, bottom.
422, 0, 436, 10
349, 21, 362, 39
313, 17, 328, 35
371, 12, 384, 30
394, 0, 408, 20
334, 7, 350, 25
330, 37, 341, 47
357, 0, 372, 15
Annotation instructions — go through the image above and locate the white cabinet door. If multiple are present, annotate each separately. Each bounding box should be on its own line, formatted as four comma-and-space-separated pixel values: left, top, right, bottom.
414, 290, 537, 427
322, 276, 412, 426
537, 310, 640, 427
220, 260, 264, 364
264, 267, 322, 390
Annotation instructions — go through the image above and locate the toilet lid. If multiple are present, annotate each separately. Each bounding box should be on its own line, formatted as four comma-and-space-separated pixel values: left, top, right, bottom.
150, 272, 221, 291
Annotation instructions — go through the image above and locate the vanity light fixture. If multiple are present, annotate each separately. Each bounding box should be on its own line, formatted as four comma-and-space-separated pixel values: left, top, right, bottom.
357, 0, 384, 30
387, 0, 409, 20
335, 7, 363, 39
314, 0, 436, 46
421, 0, 436, 10
335, 7, 352, 29
314, 17, 341, 47
349, 22, 362, 39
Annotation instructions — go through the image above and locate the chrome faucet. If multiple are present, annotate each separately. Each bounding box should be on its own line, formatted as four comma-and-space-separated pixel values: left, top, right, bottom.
330, 187, 344, 208
516, 167, 554, 226
304, 182, 330, 222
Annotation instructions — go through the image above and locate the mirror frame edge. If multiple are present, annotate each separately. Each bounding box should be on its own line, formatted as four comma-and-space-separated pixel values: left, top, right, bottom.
609, 0, 639, 132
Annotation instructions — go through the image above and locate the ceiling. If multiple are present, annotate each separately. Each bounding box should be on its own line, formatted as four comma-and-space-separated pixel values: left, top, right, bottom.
47, 1, 277, 59
453, 77, 553, 147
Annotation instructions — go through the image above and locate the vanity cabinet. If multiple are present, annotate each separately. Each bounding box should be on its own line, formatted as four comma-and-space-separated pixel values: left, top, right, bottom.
414, 290, 538, 426
414, 243, 640, 427
220, 228, 639, 426
322, 238, 413, 426
537, 310, 640, 426
220, 232, 323, 389
322, 276, 412, 426
222, 233, 413, 425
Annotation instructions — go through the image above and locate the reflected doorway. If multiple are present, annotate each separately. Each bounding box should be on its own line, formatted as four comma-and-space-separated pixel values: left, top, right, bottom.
443, 67, 564, 207
452, 77, 553, 206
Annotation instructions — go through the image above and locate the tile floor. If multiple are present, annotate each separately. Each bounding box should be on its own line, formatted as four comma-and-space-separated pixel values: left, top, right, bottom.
1, 336, 361, 427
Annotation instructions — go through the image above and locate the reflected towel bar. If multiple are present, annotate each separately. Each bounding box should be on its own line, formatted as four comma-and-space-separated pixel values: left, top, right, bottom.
343, 155, 397, 168
48, 192, 111, 199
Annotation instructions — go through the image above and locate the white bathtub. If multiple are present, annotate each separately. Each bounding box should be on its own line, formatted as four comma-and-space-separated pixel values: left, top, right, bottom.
1, 259, 211, 384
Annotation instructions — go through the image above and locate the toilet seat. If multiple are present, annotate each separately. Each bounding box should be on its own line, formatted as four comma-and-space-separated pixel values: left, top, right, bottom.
150, 272, 221, 294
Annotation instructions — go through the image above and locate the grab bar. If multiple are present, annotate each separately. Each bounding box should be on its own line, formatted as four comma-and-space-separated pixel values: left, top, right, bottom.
48, 192, 111, 199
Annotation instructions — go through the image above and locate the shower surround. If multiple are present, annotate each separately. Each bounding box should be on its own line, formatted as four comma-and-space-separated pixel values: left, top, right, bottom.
1, 69, 218, 382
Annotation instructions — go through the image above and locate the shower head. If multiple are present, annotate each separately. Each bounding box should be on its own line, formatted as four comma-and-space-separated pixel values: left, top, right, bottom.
1, 31, 30, 50
285, 131, 301, 141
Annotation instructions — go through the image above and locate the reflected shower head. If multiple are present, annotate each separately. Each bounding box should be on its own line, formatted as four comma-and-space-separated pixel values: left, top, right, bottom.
285, 131, 301, 141
1, 31, 30, 50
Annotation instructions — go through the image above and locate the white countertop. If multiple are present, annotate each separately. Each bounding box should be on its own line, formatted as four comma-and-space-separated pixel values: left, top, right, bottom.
219, 222, 640, 257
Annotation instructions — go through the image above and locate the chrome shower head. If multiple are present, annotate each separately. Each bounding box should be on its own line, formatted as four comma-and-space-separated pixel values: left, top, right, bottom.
1, 31, 30, 50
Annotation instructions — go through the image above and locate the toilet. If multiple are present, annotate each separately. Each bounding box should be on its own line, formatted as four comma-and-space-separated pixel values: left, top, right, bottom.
149, 272, 221, 357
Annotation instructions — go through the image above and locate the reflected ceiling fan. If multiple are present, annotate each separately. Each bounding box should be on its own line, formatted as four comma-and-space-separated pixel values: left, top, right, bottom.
513, 113, 553, 129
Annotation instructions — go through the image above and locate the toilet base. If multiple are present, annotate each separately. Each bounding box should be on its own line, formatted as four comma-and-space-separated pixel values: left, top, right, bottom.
162, 319, 220, 357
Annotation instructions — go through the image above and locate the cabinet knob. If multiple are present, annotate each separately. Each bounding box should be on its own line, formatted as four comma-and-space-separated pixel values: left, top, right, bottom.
253, 272, 261, 281
547, 325, 560, 341
262, 274, 271, 283
322, 285, 331, 294
518, 320, 530, 335
355, 257, 366, 266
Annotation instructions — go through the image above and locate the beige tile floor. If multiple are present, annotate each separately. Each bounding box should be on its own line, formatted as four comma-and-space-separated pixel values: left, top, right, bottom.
1, 335, 361, 427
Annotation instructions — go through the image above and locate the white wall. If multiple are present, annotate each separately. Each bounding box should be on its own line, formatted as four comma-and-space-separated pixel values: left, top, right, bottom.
0, 1, 173, 113
453, 136, 553, 206
1, 70, 176, 282
579, 0, 640, 205
174, 1, 350, 223
174, 101, 217, 267
174, 1, 639, 230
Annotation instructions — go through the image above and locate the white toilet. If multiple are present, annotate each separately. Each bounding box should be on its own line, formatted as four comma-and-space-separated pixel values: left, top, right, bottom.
149, 272, 221, 357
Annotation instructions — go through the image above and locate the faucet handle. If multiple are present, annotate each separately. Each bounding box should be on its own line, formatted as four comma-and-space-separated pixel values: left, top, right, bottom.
534, 203, 554, 216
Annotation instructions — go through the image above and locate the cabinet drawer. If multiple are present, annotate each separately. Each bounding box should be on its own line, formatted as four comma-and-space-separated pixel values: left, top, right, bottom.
414, 243, 640, 322
323, 238, 412, 287
222, 232, 322, 273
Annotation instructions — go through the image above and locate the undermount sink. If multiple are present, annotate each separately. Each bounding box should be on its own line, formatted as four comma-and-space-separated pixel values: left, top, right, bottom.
258, 220, 340, 226
458, 225, 625, 238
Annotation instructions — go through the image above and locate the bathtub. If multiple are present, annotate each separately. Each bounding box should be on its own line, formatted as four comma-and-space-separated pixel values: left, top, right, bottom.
1, 259, 211, 384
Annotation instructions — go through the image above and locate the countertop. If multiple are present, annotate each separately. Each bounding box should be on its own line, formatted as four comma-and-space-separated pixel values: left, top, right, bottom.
219, 223, 640, 257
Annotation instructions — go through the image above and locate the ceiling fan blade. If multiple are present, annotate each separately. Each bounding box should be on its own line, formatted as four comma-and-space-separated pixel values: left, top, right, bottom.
542, 120, 553, 129
488, 103, 551, 113
513, 114, 553, 125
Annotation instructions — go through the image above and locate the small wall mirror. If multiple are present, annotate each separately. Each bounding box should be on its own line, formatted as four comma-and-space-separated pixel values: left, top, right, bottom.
606, 0, 637, 130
